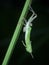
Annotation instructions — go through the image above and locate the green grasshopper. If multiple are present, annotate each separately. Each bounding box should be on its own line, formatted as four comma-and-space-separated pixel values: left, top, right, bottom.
22, 6, 37, 58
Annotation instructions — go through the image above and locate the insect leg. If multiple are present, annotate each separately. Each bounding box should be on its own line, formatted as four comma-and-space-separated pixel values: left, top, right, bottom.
22, 41, 26, 47
23, 18, 27, 23
31, 14, 37, 22
30, 53, 34, 59
29, 5, 35, 15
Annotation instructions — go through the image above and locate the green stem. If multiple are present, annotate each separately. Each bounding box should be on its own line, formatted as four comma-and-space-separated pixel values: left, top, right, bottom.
2, 0, 32, 65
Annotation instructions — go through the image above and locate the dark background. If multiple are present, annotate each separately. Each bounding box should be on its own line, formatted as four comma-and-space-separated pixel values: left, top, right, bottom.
0, 0, 49, 65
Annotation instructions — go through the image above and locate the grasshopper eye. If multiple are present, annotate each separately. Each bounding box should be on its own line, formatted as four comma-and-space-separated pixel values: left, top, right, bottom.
29, 23, 33, 26
23, 26, 26, 32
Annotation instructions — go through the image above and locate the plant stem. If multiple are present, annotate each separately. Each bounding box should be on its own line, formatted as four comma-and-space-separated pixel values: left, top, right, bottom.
2, 0, 32, 65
